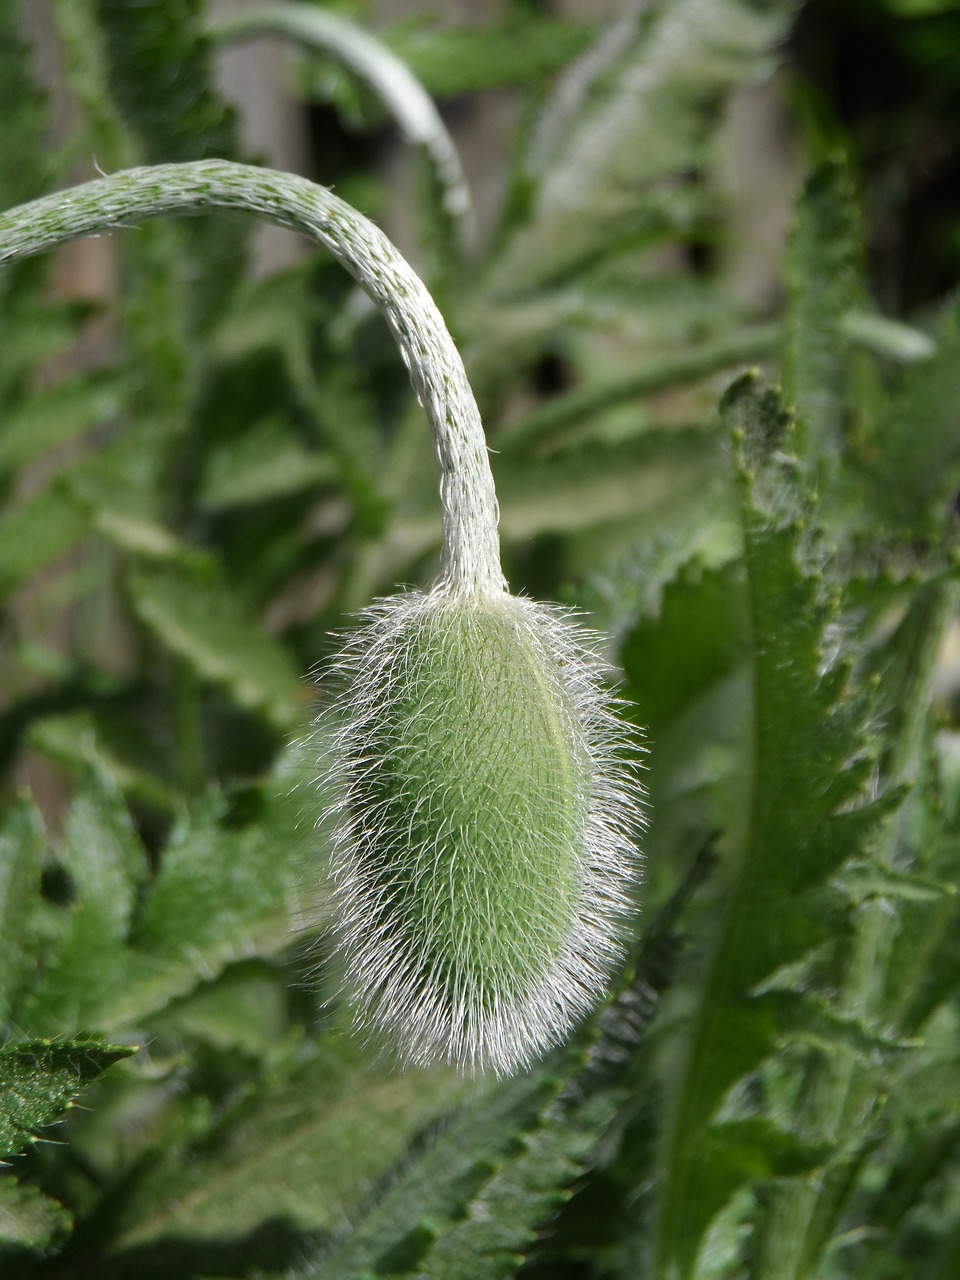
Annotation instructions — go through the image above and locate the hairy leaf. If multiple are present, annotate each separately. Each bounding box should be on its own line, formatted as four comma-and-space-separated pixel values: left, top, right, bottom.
0, 1038, 134, 1159
652, 375, 892, 1278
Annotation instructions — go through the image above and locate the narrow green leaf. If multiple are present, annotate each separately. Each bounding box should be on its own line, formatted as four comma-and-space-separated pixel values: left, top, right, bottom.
96, 0, 247, 326
390, 427, 727, 584
15, 779, 148, 1034
0, 2, 52, 207
0, 801, 47, 1024
683, 1119, 833, 1275
763, 990, 918, 1060
381, 16, 598, 95
26, 711, 179, 812
500, 428, 726, 540
841, 309, 936, 363
621, 558, 747, 735
128, 566, 304, 730
492, 0, 796, 292
199, 416, 337, 510
782, 159, 865, 461
0, 487, 89, 598
500, 325, 779, 451
0, 376, 124, 472
110, 1039, 465, 1249
0, 1038, 134, 1159
0, 298, 87, 403
652, 374, 892, 1278
834, 861, 954, 906
0, 1176, 71, 1253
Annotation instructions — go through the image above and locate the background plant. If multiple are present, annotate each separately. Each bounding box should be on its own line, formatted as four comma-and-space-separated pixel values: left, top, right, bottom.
3, 1, 960, 1278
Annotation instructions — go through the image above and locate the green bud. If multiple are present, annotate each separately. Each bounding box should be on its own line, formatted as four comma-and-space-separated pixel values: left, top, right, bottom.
324, 587, 642, 1075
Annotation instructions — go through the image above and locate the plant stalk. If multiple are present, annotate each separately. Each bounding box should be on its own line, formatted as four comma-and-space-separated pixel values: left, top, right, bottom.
0, 160, 504, 597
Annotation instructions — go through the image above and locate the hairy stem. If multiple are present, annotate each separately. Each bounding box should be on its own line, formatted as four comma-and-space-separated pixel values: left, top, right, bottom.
0, 160, 503, 595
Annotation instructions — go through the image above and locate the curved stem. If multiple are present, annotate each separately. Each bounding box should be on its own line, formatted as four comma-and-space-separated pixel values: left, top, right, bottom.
0, 160, 504, 596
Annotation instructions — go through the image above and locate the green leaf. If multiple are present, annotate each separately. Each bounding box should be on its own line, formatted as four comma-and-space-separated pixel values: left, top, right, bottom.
199, 416, 337, 510
381, 16, 598, 96
307, 1062, 584, 1278
500, 428, 727, 541
109, 1038, 466, 1249
128, 566, 304, 730
652, 374, 892, 1278
782, 159, 865, 461
0, 1176, 71, 1254
499, 325, 779, 451
14, 779, 148, 1034
763, 990, 918, 1060
841, 309, 936, 364
13, 750, 317, 1037
834, 861, 954, 906
389, 426, 728, 587
147, 962, 297, 1063
0, 487, 89, 598
53, 420, 211, 567
0, 2, 52, 208
0, 1038, 134, 1159
491, 0, 797, 293
26, 711, 179, 812
683, 1119, 833, 1275
0, 801, 47, 1024
308, 869, 694, 1280
96, 0, 247, 327
0, 375, 125, 473
865, 291, 960, 534
621, 558, 747, 735
129, 785, 306, 974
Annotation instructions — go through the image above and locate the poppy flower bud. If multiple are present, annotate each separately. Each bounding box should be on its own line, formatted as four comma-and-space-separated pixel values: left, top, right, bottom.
324, 587, 641, 1075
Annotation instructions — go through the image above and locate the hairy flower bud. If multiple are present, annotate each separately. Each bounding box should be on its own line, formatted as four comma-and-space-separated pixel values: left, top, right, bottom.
324, 588, 642, 1075
0, 159, 644, 1076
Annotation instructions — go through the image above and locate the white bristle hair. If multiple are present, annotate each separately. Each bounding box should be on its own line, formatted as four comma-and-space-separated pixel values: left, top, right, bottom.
0, 160, 645, 1076
321, 588, 644, 1076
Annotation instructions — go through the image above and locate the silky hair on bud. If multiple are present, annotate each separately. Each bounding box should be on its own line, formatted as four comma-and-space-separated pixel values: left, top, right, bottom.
322, 587, 643, 1076
0, 160, 645, 1077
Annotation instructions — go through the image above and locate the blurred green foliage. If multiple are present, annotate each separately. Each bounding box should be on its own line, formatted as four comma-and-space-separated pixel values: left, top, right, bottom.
3, 1, 960, 1277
